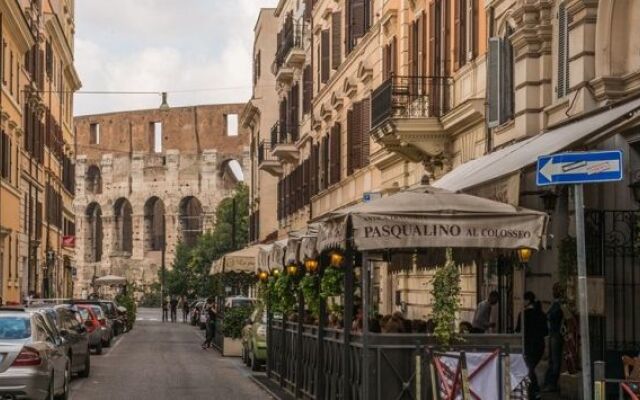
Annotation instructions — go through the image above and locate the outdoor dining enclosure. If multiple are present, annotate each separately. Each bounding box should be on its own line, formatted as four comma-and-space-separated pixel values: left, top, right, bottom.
259, 185, 548, 399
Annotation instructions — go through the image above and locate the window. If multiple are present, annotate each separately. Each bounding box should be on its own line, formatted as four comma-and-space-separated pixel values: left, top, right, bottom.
89, 123, 100, 145
347, 99, 371, 175
346, 0, 371, 53
225, 114, 238, 136
151, 122, 162, 152
557, 3, 570, 98
321, 29, 330, 83
487, 33, 515, 128
0, 131, 11, 181
253, 51, 261, 85
332, 11, 342, 70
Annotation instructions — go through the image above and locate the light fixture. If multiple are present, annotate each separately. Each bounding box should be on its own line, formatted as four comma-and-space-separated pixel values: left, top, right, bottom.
329, 250, 344, 268
286, 264, 298, 276
271, 268, 281, 277
304, 259, 318, 273
258, 270, 269, 282
159, 92, 170, 110
517, 248, 532, 264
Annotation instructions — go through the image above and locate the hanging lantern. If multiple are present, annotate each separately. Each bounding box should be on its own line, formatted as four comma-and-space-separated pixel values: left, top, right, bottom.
286, 264, 298, 276
304, 259, 318, 273
271, 268, 281, 277
517, 248, 532, 264
258, 270, 269, 282
329, 250, 344, 267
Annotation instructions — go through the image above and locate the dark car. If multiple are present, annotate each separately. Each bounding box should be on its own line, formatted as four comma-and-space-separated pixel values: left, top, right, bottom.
72, 300, 121, 337
31, 305, 91, 379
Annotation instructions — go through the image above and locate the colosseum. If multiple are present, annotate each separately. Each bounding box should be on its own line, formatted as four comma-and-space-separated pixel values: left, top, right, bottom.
73, 103, 250, 295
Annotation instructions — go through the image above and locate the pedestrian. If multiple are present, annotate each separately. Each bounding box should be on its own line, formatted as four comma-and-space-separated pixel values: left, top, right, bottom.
543, 283, 564, 393
201, 298, 216, 349
471, 290, 499, 333
170, 296, 178, 323
181, 296, 190, 323
516, 291, 547, 400
162, 298, 169, 322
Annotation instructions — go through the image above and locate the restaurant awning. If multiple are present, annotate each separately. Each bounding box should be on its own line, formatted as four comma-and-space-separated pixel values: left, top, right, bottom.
285, 224, 320, 263
209, 245, 264, 275
433, 95, 640, 191
257, 244, 273, 271
268, 239, 288, 270
316, 185, 548, 252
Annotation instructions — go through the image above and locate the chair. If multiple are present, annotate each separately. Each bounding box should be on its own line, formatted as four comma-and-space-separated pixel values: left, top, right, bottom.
622, 355, 640, 394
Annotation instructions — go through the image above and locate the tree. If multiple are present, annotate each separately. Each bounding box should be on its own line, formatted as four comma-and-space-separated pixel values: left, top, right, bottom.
162, 183, 250, 298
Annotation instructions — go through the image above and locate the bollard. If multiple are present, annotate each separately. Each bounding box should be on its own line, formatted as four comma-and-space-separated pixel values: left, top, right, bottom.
593, 361, 606, 400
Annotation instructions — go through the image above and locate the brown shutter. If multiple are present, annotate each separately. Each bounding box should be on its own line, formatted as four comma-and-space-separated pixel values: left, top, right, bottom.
321, 136, 329, 190
350, 103, 362, 173
418, 12, 426, 76
332, 11, 342, 69
321, 29, 330, 83
349, 0, 365, 51
330, 124, 342, 185
346, 109, 355, 175
408, 19, 415, 77
454, 0, 460, 70
290, 83, 300, 141
472, 0, 479, 58
303, 65, 312, 114
382, 43, 389, 80
391, 36, 397, 76
361, 97, 371, 167
279, 100, 287, 142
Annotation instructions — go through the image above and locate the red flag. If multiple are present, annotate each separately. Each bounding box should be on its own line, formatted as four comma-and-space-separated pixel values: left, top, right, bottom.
62, 235, 75, 248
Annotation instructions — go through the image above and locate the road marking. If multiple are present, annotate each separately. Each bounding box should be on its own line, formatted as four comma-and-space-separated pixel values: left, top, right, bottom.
104, 335, 125, 358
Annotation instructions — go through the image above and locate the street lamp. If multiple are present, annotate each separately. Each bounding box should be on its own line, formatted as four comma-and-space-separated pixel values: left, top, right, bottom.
257, 270, 269, 282
286, 264, 298, 276
517, 247, 532, 264
304, 259, 318, 273
329, 250, 344, 268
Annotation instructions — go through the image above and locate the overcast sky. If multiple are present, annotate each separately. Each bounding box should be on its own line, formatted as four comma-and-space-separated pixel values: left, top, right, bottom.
74, 0, 277, 116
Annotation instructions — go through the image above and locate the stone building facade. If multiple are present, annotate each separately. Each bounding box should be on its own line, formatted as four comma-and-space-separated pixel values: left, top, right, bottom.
73, 104, 250, 295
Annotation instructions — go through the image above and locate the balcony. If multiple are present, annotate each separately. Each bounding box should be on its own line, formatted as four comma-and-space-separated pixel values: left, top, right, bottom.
370, 76, 453, 162
272, 19, 307, 84
258, 141, 283, 177
270, 122, 299, 163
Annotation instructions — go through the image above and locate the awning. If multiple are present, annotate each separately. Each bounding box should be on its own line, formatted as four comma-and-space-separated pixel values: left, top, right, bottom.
268, 239, 288, 270
209, 245, 264, 275
316, 186, 548, 252
257, 244, 273, 271
433, 95, 640, 191
286, 224, 320, 263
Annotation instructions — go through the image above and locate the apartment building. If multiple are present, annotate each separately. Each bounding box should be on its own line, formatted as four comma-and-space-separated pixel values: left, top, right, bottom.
0, 0, 80, 303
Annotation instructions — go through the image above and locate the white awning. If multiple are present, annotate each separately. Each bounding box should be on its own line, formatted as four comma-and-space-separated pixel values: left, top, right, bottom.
433, 96, 640, 191
209, 245, 265, 275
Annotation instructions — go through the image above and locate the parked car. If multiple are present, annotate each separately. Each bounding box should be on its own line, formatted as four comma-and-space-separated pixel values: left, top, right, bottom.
76, 305, 103, 355
0, 308, 71, 399
189, 300, 205, 326
72, 300, 117, 342
85, 304, 112, 348
29, 305, 91, 379
241, 305, 267, 371
224, 296, 255, 310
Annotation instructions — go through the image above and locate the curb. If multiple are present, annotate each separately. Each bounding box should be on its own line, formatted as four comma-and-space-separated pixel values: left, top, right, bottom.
249, 375, 283, 400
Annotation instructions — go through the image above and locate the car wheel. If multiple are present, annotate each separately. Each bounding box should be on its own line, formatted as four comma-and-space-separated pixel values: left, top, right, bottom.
95, 341, 103, 355
55, 363, 70, 400
104, 334, 112, 348
79, 350, 91, 378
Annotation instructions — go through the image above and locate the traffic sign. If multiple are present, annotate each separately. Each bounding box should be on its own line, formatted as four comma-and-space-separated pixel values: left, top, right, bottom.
536, 150, 623, 186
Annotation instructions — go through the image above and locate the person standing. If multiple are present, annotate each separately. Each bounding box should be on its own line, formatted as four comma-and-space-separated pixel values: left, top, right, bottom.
170, 296, 178, 323
201, 298, 216, 349
162, 298, 169, 322
516, 291, 547, 400
543, 283, 564, 393
181, 296, 190, 323
471, 291, 499, 333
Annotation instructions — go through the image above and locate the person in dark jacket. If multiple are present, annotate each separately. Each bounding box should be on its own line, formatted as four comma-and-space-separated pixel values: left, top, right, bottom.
516, 291, 547, 400
201, 298, 217, 349
543, 283, 564, 392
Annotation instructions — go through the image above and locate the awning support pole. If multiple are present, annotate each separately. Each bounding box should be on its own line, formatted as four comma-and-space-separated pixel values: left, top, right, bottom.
342, 239, 354, 400
362, 251, 371, 400
315, 258, 327, 400
295, 285, 304, 398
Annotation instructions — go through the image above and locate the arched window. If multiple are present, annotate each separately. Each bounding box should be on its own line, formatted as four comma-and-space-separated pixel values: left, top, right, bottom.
219, 159, 245, 190
179, 196, 203, 247
85, 165, 102, 194
85, 202, 103, 262
113, 198, 133, 254
144, 197, 165, 251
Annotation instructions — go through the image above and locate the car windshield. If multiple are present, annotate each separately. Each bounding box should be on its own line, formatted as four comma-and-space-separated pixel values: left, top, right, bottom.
231, 299, 253, 308
90, 306, 104, 319
0, 316, 31, 339
78, 309, 90, 321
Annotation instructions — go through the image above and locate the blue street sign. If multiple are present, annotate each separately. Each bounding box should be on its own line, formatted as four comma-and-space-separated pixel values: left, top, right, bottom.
536, 150, 623, 186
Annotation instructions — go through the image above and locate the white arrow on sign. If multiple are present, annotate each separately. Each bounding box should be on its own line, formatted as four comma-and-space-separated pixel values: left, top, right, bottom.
538, 159, 621, 182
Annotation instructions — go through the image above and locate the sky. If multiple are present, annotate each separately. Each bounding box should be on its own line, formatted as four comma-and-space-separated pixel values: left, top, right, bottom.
74, 0, 278, 116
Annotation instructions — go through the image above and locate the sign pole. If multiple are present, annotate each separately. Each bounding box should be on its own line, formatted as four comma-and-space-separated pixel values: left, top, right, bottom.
574, 184, 592, 400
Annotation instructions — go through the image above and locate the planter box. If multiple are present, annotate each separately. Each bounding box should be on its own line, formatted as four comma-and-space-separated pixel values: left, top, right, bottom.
222, 337, 243, 357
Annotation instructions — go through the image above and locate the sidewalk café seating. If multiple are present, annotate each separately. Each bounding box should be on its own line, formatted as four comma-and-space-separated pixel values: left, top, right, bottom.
623, 355, 640, 394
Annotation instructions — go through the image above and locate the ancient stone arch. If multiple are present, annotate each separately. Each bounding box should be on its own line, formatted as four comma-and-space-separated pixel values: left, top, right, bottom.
179, 196, 204, 247
113, 198, 133, 254
144, 196, 165, 252
85, 165, 102, 195
85, 202, 103, 263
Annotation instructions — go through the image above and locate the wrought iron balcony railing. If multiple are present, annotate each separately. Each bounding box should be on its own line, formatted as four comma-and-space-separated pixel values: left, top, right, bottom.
270, 121, 299, 145
370, 75, 452, 130
258, 140, 279, 164
273, 22, 306, 74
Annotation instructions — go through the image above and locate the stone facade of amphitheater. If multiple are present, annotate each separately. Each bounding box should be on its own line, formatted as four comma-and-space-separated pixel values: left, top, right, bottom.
73, 104, 250, 296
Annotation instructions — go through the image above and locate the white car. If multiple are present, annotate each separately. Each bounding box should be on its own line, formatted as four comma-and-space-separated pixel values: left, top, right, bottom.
224, 296, 255, 309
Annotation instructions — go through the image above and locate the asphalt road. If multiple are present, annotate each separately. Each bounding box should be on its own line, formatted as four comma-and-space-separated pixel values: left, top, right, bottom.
70, 308, 271, 400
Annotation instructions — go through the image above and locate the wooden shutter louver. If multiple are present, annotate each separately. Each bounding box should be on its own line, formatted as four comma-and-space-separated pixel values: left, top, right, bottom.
487, 37, 502, 127
418, 12, 426, 76
332, 11, 342, 69
330, 124, 341, 185
350, 103, 362, 174
321, 136, 329, 190
291, 83, 300, 142
349, 0, 366, 51
557, 3, 569, 98
321, 29, 330, 83
361, 98, 371, 167
502, 38, 514, 122
428, 2, 439, 76
303, 65, 313, 114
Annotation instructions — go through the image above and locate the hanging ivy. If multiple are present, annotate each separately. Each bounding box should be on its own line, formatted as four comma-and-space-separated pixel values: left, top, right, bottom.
272, 274, 298, 315
320, 267, 344, 300
300, 274, 320, 318
431, 248, 461, 347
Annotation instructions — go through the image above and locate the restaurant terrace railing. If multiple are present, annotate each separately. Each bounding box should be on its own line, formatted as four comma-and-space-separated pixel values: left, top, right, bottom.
370, 75, 453, 130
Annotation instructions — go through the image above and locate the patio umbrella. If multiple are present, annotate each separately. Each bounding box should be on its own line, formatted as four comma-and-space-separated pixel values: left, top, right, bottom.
316, 185, 548, 252
94, 275, 127, 286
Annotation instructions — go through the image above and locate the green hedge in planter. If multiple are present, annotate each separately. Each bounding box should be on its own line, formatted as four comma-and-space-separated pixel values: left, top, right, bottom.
222, 305, 253, 339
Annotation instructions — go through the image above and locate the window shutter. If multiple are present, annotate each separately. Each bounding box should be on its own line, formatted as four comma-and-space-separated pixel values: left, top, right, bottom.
382, 44, 389, 80
304, 0, 312, 20
391, 36, 397, 76
361, 98, 371, 167
303, 65, 312, 114
279, 100, 287, 142
291, 83, 300, 142
487, 37, 502, 128
440, 0, 450, 76
321, 136, 329, 190
418, 12, 426, 76
557, 3, 569, 98
428, 2, 438, 76
321, 29, 330, 83
349, 0, 366, 51
470, 0, 479, 59
454, 0, 460, 70
332, 11, 342, 69
501, 38, 514, 122
330, 124, 342, 185
351, 103, 363, 173
408, 20, 415, 77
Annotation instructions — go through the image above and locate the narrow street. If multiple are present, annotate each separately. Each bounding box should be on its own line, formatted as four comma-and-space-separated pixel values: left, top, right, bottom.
70, 308, 271, 400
